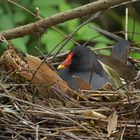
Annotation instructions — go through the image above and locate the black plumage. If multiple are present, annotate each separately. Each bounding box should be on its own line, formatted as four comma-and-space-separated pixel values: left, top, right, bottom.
58, 46, 111, 89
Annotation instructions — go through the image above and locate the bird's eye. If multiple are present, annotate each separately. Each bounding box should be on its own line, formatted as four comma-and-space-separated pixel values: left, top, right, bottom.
74, 54, 80, 58
76, 53, 81, 57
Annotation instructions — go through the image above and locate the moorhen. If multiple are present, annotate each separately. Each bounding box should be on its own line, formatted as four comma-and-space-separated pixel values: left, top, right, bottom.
57, 46, 111, 89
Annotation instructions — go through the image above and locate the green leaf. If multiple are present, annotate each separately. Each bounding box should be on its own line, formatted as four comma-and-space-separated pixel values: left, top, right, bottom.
58, 2, 79, 32
0, 14, 13, 30
77, 24, 96, 40
66, 19, 79, 32
59, 2, 71, 11
34, 0, 64, 7
76, 23, 112, 44
12, 38, 28, 53
21, 1, 31, 5
94, 35, 113, 44
130, 52, 140, 59
13, 11, 26, 23
41, 29, 74, 53
95, 43, 111, 55
99, 61, 123, 89
122, 17, 140, 43
33, 0, 65, 16
39, 7, 58, 17
0, 7, 3, 14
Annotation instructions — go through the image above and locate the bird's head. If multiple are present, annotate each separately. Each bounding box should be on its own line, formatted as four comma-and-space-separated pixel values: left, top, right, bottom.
57, 46, 102, 73
57, 50, 74, 69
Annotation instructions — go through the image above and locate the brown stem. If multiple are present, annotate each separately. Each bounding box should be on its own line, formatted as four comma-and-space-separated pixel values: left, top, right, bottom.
0, 0, 137, 40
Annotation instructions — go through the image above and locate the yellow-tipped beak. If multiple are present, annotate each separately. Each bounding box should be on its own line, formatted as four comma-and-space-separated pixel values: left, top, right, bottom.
57, 64, 65, 69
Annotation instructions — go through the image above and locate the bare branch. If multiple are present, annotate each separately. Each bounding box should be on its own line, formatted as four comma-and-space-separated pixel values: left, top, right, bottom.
0, 0, 138, 40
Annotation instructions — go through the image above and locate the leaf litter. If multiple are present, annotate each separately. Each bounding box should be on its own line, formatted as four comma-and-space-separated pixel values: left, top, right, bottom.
0, 46, 140, 140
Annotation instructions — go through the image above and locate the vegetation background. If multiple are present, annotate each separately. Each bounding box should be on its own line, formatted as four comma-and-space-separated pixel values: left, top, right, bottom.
0, 1, 140, 139
0, 0, 140, 58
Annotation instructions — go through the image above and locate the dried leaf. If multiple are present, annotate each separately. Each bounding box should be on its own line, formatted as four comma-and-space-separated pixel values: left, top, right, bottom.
107, 111, 118, 137
3, 107, 18, 115
73, 76, 92, 90
1, 49, 22, 71
82, 110, 107, 119
48, 98, 64, 107
1, 49, 72, 98
99, 82, 113, 91
26, 55, 70, 90
135, 70, 140, 80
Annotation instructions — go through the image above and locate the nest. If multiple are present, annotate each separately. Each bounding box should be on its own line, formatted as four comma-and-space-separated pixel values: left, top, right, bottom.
0, 46, 140, 140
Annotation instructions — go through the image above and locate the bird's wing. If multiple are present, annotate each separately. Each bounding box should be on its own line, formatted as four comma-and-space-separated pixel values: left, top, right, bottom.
90, 27, 130, 64
112, 40, 130, 64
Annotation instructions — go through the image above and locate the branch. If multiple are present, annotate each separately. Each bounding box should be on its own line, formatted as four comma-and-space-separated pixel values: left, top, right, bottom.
0, 0, 137, 40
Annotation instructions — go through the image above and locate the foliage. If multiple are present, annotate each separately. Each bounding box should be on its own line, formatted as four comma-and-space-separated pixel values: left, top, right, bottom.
0, 0, 140, 58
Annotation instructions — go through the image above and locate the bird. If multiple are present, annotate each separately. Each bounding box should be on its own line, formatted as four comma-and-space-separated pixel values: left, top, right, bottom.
57, 46, 112, 90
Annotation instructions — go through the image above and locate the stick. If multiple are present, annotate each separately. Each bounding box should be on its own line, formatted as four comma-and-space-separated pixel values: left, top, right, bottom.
0, 0, 136, 40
